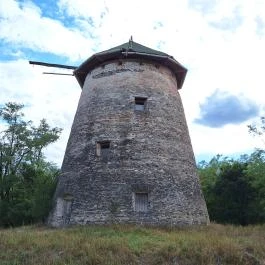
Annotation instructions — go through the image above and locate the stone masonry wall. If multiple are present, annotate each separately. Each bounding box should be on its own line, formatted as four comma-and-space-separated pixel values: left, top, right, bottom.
48, 59, 209, 227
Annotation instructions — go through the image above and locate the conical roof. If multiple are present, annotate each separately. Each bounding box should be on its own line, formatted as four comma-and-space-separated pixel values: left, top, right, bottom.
96, 40, 169, 57
74, 39, 187, 89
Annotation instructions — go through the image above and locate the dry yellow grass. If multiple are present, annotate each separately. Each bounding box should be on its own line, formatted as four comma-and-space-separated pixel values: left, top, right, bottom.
0, 223, 264, 265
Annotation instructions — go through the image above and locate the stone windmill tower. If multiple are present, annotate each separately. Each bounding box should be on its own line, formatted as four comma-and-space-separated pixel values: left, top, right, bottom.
48, 38, 209, 227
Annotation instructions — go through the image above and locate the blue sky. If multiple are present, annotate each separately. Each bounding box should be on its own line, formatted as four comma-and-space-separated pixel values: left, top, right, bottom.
1, 0, 265, 165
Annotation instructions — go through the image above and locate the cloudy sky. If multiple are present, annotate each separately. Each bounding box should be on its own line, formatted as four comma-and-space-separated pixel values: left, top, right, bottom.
1, 0, 265, 165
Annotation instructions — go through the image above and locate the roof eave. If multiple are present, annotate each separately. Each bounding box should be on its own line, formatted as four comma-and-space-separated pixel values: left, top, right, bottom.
74, 51, 187, 89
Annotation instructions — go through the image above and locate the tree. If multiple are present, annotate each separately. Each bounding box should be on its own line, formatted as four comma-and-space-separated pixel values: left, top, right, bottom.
244, 149, 265, 223
211, 162, 256, 225
198, 153, 265, 225
0, 102, 62, 226
198, 155, 230, 220
248, 116, 265, 145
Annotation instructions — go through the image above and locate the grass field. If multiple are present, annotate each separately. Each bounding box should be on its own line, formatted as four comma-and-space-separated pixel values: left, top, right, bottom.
0, 223, 264, 265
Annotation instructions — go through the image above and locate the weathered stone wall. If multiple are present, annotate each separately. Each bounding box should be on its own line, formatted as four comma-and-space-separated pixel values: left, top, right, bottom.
48, 59, 209, 227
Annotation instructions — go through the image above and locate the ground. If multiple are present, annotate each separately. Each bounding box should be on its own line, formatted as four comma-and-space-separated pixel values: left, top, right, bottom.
0, 223, 264, 265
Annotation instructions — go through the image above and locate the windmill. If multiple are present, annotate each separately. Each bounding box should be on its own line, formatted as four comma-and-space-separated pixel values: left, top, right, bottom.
30, 38, 209, 227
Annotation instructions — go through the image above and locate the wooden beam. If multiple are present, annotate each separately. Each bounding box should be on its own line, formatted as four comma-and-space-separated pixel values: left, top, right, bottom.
29, 61, 77, 70
43, 72, 74, 76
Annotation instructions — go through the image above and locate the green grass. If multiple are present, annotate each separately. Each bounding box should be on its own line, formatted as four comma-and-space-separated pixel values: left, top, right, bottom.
0, 223, 264, 265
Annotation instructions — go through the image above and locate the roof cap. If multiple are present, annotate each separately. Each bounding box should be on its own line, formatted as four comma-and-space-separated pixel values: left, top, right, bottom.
74, 38, 187, 89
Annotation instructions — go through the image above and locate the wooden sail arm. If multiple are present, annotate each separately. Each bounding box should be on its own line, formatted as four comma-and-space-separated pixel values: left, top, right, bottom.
43, 72, 74, 76
29, 61, 77, 70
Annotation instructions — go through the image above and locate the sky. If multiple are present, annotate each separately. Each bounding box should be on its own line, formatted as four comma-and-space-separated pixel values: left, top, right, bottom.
1, 0, 265, 166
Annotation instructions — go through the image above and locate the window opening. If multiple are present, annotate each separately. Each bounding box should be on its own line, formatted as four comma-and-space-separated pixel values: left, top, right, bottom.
96, 141, 110, 157
135, 97, 147, 111
134, 192, 148, 212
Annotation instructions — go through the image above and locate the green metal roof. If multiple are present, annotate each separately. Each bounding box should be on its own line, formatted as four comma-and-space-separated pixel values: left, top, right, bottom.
96, 40, 169, 57
74, 39, 187, 89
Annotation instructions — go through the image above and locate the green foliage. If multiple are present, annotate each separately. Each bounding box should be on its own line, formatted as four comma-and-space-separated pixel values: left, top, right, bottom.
211, 162, 254, 225
244, 150, 265, 222
199, 151, 265, 225
248, 116, 265, 137
198, 155, 229, 214
248, 116, 265, 149
0, 102, 61, 226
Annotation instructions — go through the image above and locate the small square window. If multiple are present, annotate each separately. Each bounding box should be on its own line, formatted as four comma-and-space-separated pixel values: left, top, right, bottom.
96, 141, 110, 157
134, 192, 148, 212
135, 97, 147, 111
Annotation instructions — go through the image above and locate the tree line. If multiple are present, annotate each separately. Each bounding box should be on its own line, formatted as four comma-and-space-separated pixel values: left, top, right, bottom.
198, 151, 265, 225
0, 103, 61, 226
0, 102, 265, 226
199, 116, 265, 225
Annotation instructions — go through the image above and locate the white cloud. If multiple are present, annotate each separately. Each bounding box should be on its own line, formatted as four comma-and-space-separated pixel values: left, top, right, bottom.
58, 0, 108, 26
0, 59, 81, 165
0, 0, 94, 61
1, 0, 265, 165
190, 121, 262, 157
